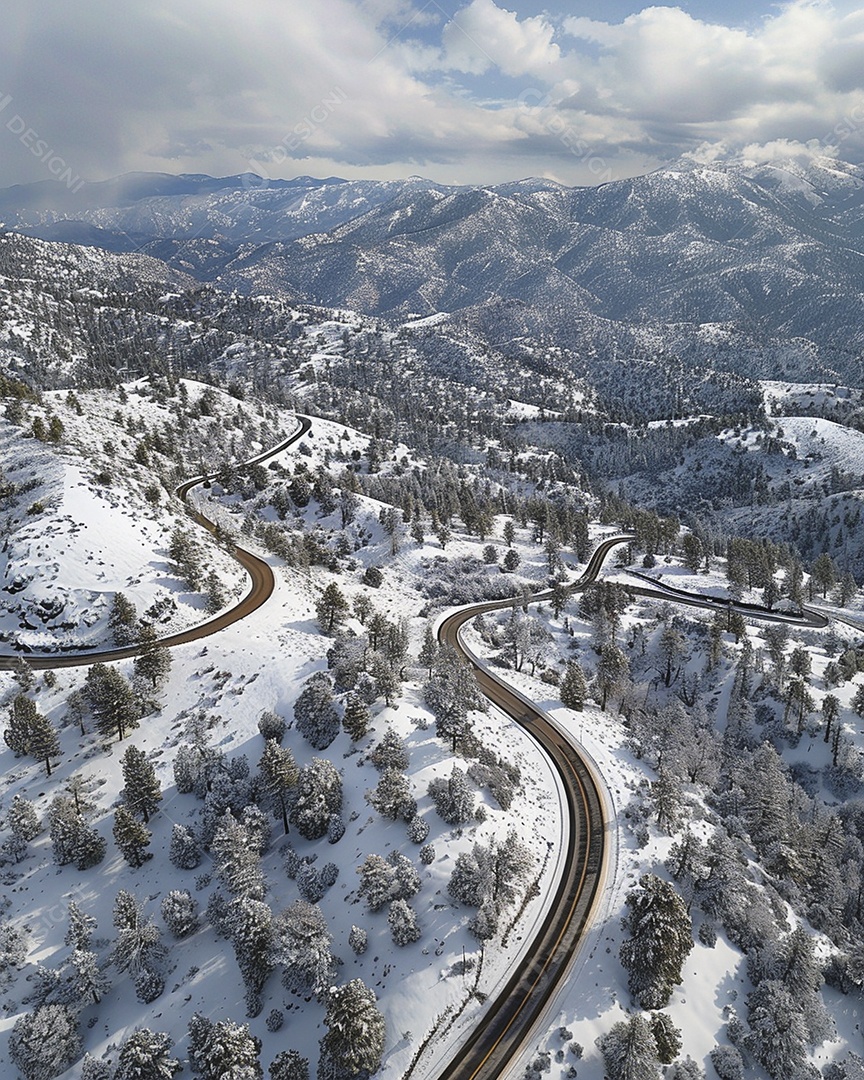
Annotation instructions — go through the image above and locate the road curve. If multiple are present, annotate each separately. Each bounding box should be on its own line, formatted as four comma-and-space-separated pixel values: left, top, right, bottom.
434, 533, 835, 1079
0, 415, 312, 671
433, 535, 630, 1080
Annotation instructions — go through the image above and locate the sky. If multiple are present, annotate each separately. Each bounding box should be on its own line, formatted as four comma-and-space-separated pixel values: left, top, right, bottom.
1, 0, 864, 192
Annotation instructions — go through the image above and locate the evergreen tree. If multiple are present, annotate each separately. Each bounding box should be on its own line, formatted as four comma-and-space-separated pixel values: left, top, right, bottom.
187, 1013, 262, 1080
9, 1003, 81, 1080
133, 623, 172, 689
745, 980, 811, 1080
121, 745, 162, 822
428, 766, 475, 824
65, 901, 96, 951
114, 1029, 181, 1080
619, 874, 693, 1009
4, 692, 38, 755
211, 810, 265, 899
290, 758, 342, 841
418, 623, 440, 677
315, 583, 349, 634
271, 900, 335, 1000
341, 693, 370, 741
108, 592, 138, 646
68, 946, 110, 1005
169, 823, 201, 870
8, 793, 40, 842
650, 1012, 682, 1064
113, 805, 152, 867
269, 1050, 309, 1080
368, 768, 414, 821
319, 980, 386, 1078
257, 709, 286, 742
224, 895, 274, 1002
160, 890, 199, 939
85, 663, 138, 741
293, 674, 340, 750
424, 646, 482, 751
388, 899, 421, 946
559, 660, 587, 711
27, 709, 60, 776
596, 1013, 661, 1080
595, 644, 630, 710
258, 739, 299, 834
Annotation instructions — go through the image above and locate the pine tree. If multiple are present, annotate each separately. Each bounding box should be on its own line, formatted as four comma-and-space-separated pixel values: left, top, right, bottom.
121, 745, 162, 822
269, 1050, 309, 1080
271, 900, 335, 1000
257, 709, 286, 742
315, 582, 349, 634
650, 1012, 682, 1064
69, 946, 110, 1005
595, 643, 630, 710
745, 980, 811, 1080
211, 810, 264, 899
160, 890, 199, 938
619, 874, 693, 1009
596, 1013, 661, 1080
169, 823, 201, 869
113, 805, 152, 867
224, 895, 274, 1000
559, 660, 587, 711
187, 1013, 262, 1080
108, 592, 138, 646
293, 673, 340, 750
65, 901, 96, 951
9, 1004, 81, 1080
370, 726, 409, 771
4, 692, 38, 755
428, 766, 475, 824
418, 623, 440, 678
368, 768, 414, 821
8, 793, 40, 843
388, 899, 421, 946
341, 693, 370, 741
424, 646, 483, 751
133, 623, 172, 689
290, 758, 342, 841
258, 739, 298, 834
85, 663, 139, 741
114, 1029, 181, 1080
319, 980, 386, 1078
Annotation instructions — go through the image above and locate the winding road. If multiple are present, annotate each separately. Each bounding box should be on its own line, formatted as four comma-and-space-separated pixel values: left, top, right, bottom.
434, 536, 834, 1079
0, 415, 312, 671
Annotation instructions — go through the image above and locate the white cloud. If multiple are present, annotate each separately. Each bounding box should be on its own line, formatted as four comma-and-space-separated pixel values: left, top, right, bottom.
442, 0, 561, 77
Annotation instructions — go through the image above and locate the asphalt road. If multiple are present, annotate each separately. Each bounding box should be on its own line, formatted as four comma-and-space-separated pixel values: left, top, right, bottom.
0, 415, 312, 671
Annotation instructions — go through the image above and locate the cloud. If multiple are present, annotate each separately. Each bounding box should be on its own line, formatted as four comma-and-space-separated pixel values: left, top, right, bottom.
0, 0, 863, 192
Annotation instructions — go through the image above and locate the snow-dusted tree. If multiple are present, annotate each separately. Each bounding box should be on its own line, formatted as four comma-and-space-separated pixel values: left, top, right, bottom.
619, 874, 693, 1009
293, 673, 340, 750
133, 623, 172, 689
120, 745, 162, 823
160, 890, 199, 939
113, 805, 152, 867
80, 1054, 111, 1080
428, 766, 475, 824
48, 794, 104, 869
112, 892, 167, 995
169, 823, 201, 870
315, 582, 349, 635
211, 810, 264, 899
4, 692, 38, 755
666, 1057, 706, 1080
187, 1013, 262, 1080
370, 726, 409, 771
710, 1045, 744, 1080
651, 767, 682, 834
319, 980, 386, 1079
290, 758, 342, 841
114, 1029, 181, 1080
650, 1012, 682, 1064
559, 660, 587, 711
748, 928, 833, 1045
664, 831, 708, 912
8, 793, 40, 842
418, 623, 440, 678
407, 815, 430, 844
68, 946, 110, 1006
745, 979, 811, 1080
168, 527, 204, 591
388, 899, 421, 946
368, 768, 414, 821
341, 693, 370, 741
424, 646, 483, 751
271, 900, 335, 1000
257, 738, 298, 835
224, 895, 274, 1005
594, 643, 630, 710
257, 709, 286, 743
64, 901, 96, 951
268, 1049, 309, 1080
108, 592, 138, 646
85, 663, 138, 741
348, 925, 368, 955
27, 709, 60, 777
9, 1003, 81, 1080
596, 1013, 660, 1080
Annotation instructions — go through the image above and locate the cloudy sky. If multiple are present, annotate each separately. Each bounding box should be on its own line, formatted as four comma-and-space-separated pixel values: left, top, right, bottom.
2, 0, 864, 191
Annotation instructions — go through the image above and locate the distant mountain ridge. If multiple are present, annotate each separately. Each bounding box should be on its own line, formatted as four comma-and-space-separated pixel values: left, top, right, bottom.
3, 156, 864, 362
